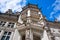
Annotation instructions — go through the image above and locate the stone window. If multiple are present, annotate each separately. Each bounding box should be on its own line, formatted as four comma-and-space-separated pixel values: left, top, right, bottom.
7, 22, 15, 28
0, 21, 6, 27
0, 30, 1, 33
1, 31, 11, 40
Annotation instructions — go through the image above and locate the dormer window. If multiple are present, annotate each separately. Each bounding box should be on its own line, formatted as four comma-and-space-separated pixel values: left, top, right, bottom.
7, 22, 15, 28
0, 21, 6, 27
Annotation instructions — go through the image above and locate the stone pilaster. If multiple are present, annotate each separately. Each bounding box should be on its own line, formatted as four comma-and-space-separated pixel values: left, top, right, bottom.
13, 29, 21, 40
14, 23, 16, 28
9, 32, 14, 40
4, 22, 9, 27
0, 30, 4, 40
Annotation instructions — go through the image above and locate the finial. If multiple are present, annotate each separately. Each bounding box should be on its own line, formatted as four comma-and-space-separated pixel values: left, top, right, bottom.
38, 12, 41, 14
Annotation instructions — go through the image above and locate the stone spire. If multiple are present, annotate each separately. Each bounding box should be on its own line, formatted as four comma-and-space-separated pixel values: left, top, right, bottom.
55, 18, 59, 22
6, 9, 12, 14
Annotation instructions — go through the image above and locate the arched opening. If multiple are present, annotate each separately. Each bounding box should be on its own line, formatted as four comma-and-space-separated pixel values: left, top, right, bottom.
22, 34, 41, 40
22, 35, 25, 40
33, 35, 41, 40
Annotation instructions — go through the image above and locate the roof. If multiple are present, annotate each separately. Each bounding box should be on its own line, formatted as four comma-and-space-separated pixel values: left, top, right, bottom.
21, 4, 41, 13
0, 11, 19, 22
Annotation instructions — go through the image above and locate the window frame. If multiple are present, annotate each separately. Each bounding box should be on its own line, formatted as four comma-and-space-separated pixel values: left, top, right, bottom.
7, 22, 15, 28
1, 31, 12, 40
0, 21, 6, 27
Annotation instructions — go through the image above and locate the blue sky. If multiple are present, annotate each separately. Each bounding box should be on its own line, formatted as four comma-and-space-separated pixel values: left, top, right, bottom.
0, 0, 60, 22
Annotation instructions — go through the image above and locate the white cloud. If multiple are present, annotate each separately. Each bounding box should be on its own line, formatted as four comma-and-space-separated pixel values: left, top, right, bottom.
56, 15, 60, 21
0, 0, 26, 13
50, 0, 60, 21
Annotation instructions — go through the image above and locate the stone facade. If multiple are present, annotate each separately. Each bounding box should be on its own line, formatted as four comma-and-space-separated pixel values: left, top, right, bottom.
0, 4, 60, 40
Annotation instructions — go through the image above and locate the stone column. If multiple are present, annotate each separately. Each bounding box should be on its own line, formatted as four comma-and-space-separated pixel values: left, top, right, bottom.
27, 9, 30, 17
38, 12, 43, 20
25, 29, 33, 40
27, 9, 31, 24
